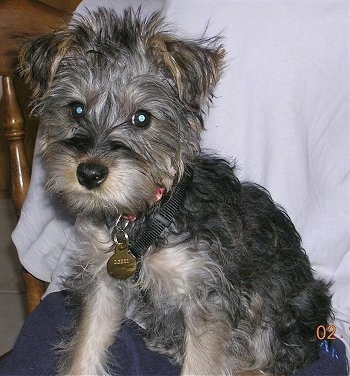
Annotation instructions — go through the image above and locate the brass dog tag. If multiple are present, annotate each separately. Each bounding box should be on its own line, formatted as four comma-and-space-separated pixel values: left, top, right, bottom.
107, 242, 137, 279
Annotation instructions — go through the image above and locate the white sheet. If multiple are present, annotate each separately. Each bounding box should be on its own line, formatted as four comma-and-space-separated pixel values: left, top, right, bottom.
12, 0, 350, 361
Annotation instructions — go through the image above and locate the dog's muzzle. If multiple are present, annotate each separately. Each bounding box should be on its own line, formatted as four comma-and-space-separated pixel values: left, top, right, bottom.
76, 162, 109, 190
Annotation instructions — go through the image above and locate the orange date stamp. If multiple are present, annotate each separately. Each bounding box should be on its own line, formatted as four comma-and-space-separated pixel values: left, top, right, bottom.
316, 324, 337, 340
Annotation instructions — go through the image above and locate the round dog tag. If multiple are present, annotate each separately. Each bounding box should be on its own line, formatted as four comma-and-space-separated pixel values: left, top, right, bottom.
107, 242, 137, 279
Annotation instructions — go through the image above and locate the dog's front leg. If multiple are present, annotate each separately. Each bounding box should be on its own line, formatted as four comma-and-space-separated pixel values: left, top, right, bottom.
66, 280, 124, 376
181, 314, 235, 376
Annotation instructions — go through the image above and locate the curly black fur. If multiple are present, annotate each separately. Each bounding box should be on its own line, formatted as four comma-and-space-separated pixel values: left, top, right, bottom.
132, 154, 332, 375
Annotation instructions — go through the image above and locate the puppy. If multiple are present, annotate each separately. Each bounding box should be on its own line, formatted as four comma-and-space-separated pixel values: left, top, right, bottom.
20, 8, 332, 376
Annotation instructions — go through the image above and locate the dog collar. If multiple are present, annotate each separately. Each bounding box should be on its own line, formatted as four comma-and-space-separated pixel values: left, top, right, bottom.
130, 166, 193, 259
106, 166, 193, 279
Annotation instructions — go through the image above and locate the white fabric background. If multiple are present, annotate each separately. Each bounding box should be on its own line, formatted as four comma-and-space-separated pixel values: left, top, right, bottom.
12, 0, 350, 362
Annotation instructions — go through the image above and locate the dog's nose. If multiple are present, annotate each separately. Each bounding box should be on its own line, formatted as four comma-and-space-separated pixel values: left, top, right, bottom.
76, 162, 108, 190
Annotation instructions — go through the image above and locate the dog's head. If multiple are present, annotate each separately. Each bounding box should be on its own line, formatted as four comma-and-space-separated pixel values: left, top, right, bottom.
20, 8, 224, 217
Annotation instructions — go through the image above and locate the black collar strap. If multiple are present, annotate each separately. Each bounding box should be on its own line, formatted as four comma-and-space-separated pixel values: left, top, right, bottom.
130, 166, 193, 259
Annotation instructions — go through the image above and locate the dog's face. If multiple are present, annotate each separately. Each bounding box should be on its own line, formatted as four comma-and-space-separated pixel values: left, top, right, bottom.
20, 9, 224, 217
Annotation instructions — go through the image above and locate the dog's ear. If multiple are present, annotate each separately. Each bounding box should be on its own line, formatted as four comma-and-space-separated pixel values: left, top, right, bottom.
19, 30, 73, 102
149, 35, 225, 111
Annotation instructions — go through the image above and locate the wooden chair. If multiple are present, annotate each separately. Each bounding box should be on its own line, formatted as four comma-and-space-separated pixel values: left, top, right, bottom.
0, 0, 77, 313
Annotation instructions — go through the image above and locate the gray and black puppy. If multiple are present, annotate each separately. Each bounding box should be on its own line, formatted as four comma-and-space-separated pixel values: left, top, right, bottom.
20, 8, 331, 376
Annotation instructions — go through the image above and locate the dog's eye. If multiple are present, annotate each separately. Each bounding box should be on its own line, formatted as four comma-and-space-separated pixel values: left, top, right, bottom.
131, 110, 151, 127
71, 103, 86, 119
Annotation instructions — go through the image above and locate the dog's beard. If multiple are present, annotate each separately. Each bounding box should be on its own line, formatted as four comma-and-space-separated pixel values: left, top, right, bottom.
44, 152, 163, 217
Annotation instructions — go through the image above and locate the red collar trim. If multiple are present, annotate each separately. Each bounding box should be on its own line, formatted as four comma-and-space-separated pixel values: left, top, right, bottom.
121, 187, 166, 222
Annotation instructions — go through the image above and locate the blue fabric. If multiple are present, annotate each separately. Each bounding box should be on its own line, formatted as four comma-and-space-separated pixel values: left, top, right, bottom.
0, 291, 348, 375
0, 292, 179, 376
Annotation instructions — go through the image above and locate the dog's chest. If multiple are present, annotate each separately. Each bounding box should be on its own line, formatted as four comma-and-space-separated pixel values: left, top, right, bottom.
78, 222, 209, 308
138, 240, 214, 306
